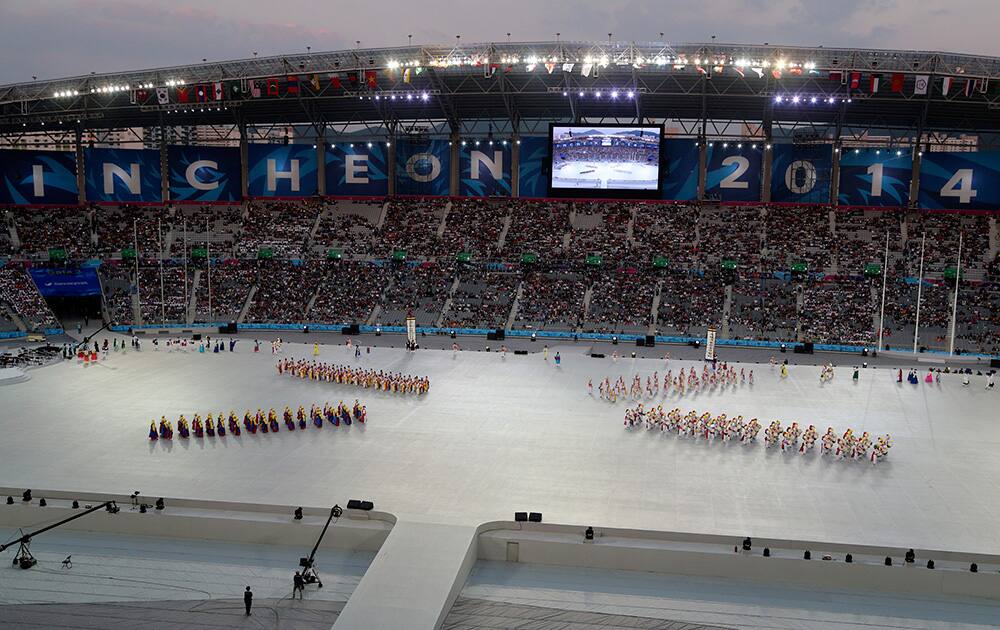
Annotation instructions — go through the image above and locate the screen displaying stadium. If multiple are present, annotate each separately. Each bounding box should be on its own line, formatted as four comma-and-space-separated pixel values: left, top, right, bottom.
549, 124, 662, 197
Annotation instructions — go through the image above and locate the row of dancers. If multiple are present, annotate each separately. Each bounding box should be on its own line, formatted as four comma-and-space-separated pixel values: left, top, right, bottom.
148, 401, 366, 440
276, 359, 430, 395
592, 364, 753, 402
622, 405, 893, 464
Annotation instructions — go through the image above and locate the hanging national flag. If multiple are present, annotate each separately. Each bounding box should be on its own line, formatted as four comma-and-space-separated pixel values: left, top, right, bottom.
213, 82, 224, 101
869, 74, 881, 93
733, 67, 745, 78
286, 75, 300, 95
562, 63, 574, 72
964, 78, 977, 97
135, 88, 148, 103
365, 70, 377, 88
484, 64, 497, 78
751, 67, 763, 78
226, 80, 243, 100
581, 63, 593, 78
310, 74, 321, 91
941, 77, 953, 95
913, 75, 929, 95
414, 67, 424, 76
788, 67, 803, 76
329, 73, 342, 89
849, 72, 861, 89
403, 68, 413, 83
980, 79, 990, 93
266, 78, 279, 96
829, 71, 843, 83
890, 73, 905, 93
347, 72, 359, 88
156, 87, 168, 104
696, 66, 707, 75
771, 69, 782, 79
177, 86, 190, 103
250, 80, 262, 98
545, 62, 555, 74
196, 84, 210, 102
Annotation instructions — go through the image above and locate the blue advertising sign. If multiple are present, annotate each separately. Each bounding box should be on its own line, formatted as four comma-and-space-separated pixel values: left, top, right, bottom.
517, 137, 549, 198
838, 150, 912, 207
395, 139, 451, 196
770, 144, 833, 204
326, 143, 389, 196
459, 143, 511, 196
917, 151, 1000, 211
84, 148, 161, 203
0, 150, 78, 205
705, 144, 762, 202
247, 144, 317, 197
167, 145, 241, 202
29, 267, 102, 297
661, 139, 699, 201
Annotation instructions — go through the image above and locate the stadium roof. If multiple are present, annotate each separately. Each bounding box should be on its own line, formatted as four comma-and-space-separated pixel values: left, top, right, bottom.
3, 41, 1000, 141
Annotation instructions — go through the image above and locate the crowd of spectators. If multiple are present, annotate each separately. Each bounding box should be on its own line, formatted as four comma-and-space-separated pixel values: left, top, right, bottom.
630, 204, 699, 268
799, 279, 877, 345
443, 267, 520, 329
94, 205, 164, 256
438, 199, 507, 258
514, 270, 587, 330
504, 201, 571, 258
137, 265, 192, 324
729, 278, 798, 341
378, 263, 454, 325
375, 199, 446, 258
312, 201, 381, 257
100, 263, 134, 325
244, 260, 327, 324
13, 207, 92, 258
566, 202, 632, 261
235, 201, 319, 259
309, 261, 386, 324
697, 205, 764, 272
193, 260, 254, 323
584, 270, 656, 333
762, 205, 833, 271
0, 266, 60, 329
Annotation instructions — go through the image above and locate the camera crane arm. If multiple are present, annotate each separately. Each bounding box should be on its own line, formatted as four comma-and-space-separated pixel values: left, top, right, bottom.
299, 504, 341, 588
1, 501, 118, 569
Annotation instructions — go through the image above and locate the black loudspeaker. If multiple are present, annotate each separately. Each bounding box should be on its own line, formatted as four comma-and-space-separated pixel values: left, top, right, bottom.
803, 342, 814, 354
347, 499, 373, 511
487, 332, 497, 341
219, 323, 237, 334
192, 333, 202, 341
645, 335, 655, 347
514, 511, 528, 522
635, 338, 645, 347
991, 359, 1000, 368
528, 512, 542, 523
341, 325, 360, 335
495, 328, 505, 341
514, 350, 528, 355
591, 353, 605, 359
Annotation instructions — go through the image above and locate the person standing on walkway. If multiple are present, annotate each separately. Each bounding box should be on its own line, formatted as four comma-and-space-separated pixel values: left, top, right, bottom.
293, 571, 305, 599
244, 586, 253, 615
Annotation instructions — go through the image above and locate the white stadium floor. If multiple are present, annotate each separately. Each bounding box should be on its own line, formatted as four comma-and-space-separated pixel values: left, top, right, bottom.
2, 337, 999, 555
552, 161, 659, 189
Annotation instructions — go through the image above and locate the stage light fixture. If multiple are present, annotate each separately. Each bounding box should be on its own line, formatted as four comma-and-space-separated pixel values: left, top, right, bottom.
38, 498, 46, 507
22, 490, 31, 502
294, 507, 304, 520
155, 498, 165, 510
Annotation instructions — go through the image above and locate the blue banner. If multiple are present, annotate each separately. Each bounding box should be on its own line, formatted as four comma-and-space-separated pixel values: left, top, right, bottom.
918, 151, 1000, 211
517, 137, 548, 198
247, 144, 317, 197
167, 145, 241, 202
395, 139, 451, 196
29, 267, 102, 297
0, 150, 78, 205
661, 139, 699, 201
459, 143, 511, 196
326, 143, 389, 196
838, 150, 912, 207
84, 148, 161, 203
770, 144, 833, 204
705, 144, 762, 202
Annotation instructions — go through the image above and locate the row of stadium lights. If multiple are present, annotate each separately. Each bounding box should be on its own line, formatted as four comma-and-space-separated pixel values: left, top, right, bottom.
372, 93, 431, 101
309, 140, 523, 149
705, 143, 919, 157
562, 90, 636, 99
389, 56, 817, 71
775, 95, 852, 104
53, 79, 186, 99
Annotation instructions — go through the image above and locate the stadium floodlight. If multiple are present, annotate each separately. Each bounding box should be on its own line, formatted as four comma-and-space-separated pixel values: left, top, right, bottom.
752, 144, 757, 149
594, 91, 601, 98
312, 145, 316, 149
854, 149, 860, 153
722, 143, 728, 148
421, 92, 429, 100
875, 150, 881, 155
562, 91, 568, 96
610, 90, 619, 98
765, 144, 772, 150
737, 143, 743, 149
488, 140, 493, 145
626, 90, 634, 98
791, 95, 801, 104
578, 91, 584, 97
475, 140, 480, 146
774, 95, 783, 103
708, 142, 714, 147
367, 142, 373, 148
516, 140, 521, 145
374, 94, 380, 100
391, 94, 396, 100
406, 93, 413, 100
386, 142, 391, 147
501, 140, 507, 145
349, 143, 354, 148
896, 150, 902, 156
461, 140, 467, 146
810, 96, 817, 104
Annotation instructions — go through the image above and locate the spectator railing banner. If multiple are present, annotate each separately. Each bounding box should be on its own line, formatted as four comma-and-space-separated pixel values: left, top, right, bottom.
838, 150, 912, 207
84, 147, 162, 203
247, 144, 318, 197
517, 137, 549, 198
167, 145, 241, 203
770, 144, 833, 204
459, 143, 511, 197
661, 139, 700, 201
326, 144, 389, 196
0, 150, 78, 205
917, 151, 1000, 211
705, 144, 763, 202
395, 139, 451, 196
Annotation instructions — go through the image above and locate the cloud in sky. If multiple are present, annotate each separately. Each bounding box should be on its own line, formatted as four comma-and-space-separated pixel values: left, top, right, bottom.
0, 0, 993, 84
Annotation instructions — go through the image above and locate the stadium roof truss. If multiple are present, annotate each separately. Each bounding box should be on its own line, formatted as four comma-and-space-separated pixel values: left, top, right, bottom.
4, 41, 1000, 144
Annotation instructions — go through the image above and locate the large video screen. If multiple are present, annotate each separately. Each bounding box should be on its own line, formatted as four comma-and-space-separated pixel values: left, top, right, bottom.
549, 124, 662, 198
